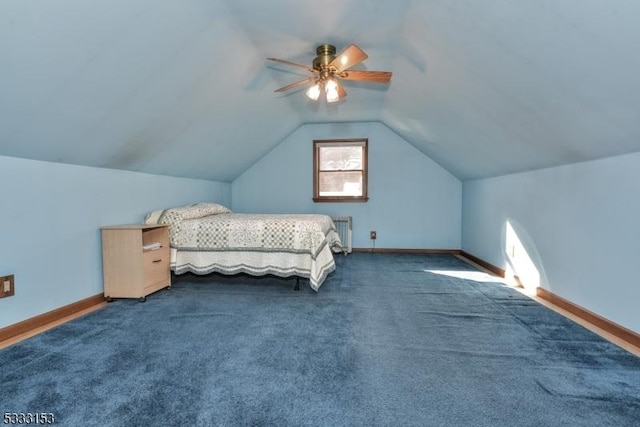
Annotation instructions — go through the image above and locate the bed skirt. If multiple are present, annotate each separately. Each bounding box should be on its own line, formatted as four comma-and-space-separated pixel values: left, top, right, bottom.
169, 247, 337, 291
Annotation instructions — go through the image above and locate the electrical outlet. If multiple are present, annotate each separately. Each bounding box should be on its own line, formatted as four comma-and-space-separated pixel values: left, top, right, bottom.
370, 230, 377, 240
0, 274, 15, 298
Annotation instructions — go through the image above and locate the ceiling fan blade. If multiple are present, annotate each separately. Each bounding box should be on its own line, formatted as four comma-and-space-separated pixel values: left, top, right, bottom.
329, 44, 368, 72
339, 70, 392, 84
267, 57, 318, 74
274, 77, 316, 93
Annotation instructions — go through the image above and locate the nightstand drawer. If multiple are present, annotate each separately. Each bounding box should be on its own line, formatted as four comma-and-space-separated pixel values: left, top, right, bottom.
143, 249, 170, 287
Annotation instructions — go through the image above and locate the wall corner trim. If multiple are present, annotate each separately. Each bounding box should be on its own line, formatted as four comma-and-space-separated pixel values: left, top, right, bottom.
459, 251, 506, 277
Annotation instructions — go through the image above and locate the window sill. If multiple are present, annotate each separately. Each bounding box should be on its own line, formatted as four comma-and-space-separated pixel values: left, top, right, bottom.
312, 197, 369, 203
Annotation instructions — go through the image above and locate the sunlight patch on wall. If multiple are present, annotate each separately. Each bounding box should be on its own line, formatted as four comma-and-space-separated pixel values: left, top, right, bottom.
505, 220, 540, 295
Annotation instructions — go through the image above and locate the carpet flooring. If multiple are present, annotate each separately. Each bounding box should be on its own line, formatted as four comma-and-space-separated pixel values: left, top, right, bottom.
1, 253, 640, 426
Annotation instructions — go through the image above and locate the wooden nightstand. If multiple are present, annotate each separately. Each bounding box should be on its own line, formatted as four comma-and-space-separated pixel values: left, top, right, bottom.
101, 224, 171, 302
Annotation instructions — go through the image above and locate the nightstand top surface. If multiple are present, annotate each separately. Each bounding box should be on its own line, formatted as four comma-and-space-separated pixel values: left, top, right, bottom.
101, 224, 168, 230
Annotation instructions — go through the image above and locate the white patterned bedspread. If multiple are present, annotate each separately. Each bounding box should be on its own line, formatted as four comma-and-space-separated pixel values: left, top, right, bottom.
145, 205, 342, 291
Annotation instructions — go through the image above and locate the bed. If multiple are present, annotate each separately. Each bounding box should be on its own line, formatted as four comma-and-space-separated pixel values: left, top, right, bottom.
144, 203, 343, 291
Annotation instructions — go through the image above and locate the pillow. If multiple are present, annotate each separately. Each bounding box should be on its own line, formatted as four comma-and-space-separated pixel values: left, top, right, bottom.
179, 203, 232, 219
144, 209, 164, 224
147, 203, 232, 246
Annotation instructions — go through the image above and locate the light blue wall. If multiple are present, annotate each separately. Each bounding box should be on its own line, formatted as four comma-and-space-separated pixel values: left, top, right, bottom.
232, 122, 462, 249
462, 152, 640, 333
0, 155, 230, 329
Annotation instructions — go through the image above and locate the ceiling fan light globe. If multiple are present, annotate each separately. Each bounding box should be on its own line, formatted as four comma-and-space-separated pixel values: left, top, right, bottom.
306, 83, 321, 101
325, 79, 340, 103
326, 88, 340, 103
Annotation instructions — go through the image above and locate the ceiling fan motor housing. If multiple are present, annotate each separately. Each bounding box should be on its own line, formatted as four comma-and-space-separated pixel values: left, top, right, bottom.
313, 44, 337, 76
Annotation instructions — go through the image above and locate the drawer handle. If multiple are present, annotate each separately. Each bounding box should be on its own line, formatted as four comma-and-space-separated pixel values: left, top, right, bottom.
152, 259, 162, 263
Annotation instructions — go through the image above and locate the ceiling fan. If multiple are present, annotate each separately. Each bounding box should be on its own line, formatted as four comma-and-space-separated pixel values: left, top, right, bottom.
267, 43, 392, 103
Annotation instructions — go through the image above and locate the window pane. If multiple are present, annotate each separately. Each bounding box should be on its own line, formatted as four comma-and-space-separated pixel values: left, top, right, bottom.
319, 146, 362, 171
318, 171, 363, 197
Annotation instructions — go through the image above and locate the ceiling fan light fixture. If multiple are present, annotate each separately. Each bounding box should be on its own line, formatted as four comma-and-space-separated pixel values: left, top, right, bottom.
268, 43, 392, 102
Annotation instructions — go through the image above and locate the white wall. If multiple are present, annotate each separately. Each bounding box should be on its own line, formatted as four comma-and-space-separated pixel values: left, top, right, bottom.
232, 122, 462, 249
0, 155, 230, 329
462, 152, 640, 333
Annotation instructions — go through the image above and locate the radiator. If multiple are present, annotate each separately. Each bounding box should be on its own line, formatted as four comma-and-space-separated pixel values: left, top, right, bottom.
331, 216, 352, 254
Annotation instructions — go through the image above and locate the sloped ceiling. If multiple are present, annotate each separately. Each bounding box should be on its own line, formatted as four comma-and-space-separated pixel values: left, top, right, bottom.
1, 0, 639, 182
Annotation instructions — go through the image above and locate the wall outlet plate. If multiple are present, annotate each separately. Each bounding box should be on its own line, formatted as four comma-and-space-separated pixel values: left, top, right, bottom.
0, 274, 14, 298
370, 231, 377, 240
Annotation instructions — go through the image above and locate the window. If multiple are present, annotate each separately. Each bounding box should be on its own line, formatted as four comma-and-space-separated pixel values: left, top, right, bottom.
313, 138, 368, 203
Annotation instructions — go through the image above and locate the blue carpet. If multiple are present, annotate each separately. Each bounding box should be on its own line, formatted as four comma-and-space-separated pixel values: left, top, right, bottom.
2, 253, 640, 426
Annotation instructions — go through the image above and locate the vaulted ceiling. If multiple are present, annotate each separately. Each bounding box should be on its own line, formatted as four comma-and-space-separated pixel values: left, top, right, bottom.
2, 1, 639, 182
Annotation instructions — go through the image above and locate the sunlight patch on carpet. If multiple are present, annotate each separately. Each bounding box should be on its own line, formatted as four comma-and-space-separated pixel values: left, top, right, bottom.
425, 269, 505, 283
